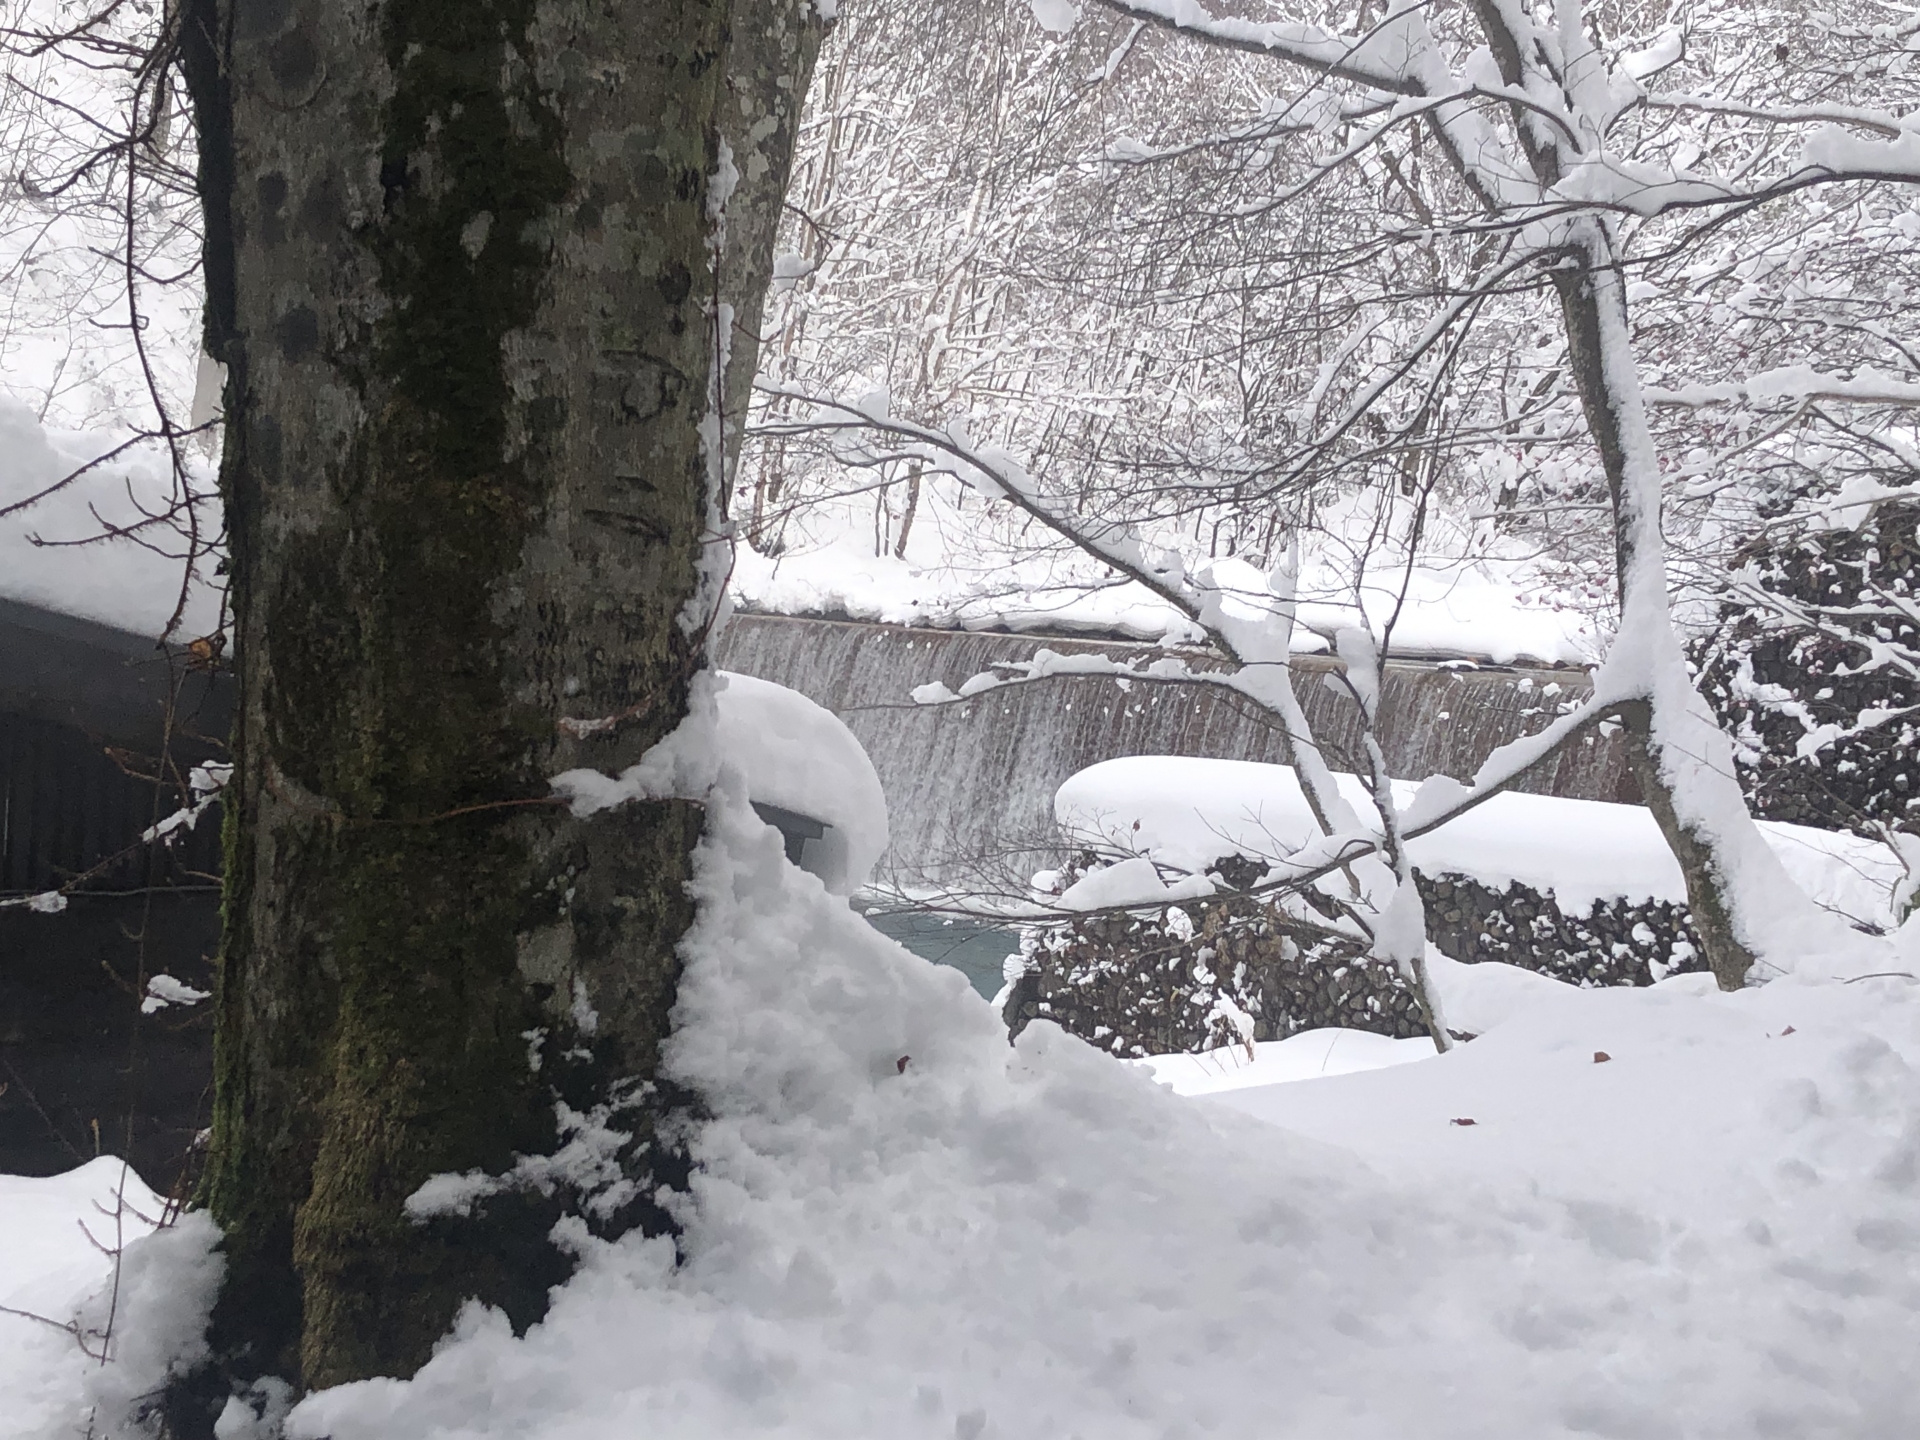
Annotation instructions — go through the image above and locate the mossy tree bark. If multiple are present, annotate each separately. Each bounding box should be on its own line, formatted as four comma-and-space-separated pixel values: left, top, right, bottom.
715, 0, 828, 487
171, 0, 813, 1421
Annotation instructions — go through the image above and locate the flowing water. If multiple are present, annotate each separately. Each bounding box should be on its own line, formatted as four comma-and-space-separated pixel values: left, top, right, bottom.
714, 612, 1635, 887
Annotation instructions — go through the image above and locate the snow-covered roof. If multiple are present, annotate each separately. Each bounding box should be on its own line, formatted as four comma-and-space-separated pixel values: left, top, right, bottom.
0, 400, 223, 640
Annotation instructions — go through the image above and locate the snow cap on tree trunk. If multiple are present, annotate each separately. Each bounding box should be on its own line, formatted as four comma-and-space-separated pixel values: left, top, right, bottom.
553, 671, 889, 894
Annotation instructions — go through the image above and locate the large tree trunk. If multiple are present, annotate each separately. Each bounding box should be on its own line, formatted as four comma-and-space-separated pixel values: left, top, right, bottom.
171, 0, 807, 1418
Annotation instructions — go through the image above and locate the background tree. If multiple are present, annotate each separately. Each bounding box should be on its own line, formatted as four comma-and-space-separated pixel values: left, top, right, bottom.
1081, 0, 1920, 987
750, 0, 1918, 991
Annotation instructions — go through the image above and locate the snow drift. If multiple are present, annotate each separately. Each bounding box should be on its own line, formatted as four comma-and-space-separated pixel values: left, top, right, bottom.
1057, 755, 1904, 925
13, 785, 1918, 1440
274, 781, 1920, 1440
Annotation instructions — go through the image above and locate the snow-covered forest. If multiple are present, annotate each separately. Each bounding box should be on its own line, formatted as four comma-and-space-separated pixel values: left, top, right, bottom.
3, 0, 1920, 1435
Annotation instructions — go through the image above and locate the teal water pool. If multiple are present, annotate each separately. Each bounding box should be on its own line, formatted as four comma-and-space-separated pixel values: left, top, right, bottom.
861, 910, 1018, 1000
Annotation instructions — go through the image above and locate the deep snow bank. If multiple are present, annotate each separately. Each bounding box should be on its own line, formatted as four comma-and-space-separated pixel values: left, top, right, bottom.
1058, 755, 1902, 923
16, 786, 1919, 1439
274, 783, 1919, 1440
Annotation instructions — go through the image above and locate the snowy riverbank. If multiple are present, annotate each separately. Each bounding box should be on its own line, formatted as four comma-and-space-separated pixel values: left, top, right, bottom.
7, 786, 1917, 1439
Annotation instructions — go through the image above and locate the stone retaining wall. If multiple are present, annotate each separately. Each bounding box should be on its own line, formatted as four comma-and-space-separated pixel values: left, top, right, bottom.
1004, 861, 1709, 1057
1419, 873, 1703, 988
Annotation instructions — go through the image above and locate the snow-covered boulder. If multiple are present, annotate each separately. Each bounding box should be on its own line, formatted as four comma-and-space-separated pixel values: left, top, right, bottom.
1056, 755, 1901, 928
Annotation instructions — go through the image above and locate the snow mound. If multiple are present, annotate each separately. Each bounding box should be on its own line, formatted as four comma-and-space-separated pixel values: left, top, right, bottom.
0, 1159, 172, 1440
712, 671, 888, 893
1058, 755, 1903, 923
550, 671, 889, 895
276, 779, 1920, 1440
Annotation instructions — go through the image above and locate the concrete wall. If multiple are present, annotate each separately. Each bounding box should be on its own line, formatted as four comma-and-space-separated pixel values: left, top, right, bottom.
714, 612, 1635, 884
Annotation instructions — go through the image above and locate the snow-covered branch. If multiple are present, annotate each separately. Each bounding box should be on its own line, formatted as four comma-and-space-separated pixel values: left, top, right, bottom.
139, 761, 231, 846
1646, 366, 1920, 410
1092, 0, 1423, 95
757, 382, 1368, 837
1641, 93, 1920, 143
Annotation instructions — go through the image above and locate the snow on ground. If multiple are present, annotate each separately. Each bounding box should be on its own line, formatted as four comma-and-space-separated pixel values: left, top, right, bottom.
1206, 969, 1913, 1210
1058, 755, 1906, 924
732, 532, 1201, 644
0, 1160, 164, 1440
1141, 1025, 1435, 1092
733, 495, 1598, 664
12, 782, 1916, 1439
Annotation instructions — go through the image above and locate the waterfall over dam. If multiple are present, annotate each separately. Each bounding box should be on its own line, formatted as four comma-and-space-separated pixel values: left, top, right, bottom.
713, 614, 1636, 885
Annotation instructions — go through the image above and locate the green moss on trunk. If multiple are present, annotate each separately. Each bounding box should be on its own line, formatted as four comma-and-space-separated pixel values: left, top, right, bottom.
180, 0, 739, 1413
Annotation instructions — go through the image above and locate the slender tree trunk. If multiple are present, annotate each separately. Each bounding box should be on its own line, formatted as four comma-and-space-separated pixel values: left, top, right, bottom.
1358, 729, 1452, 1052
1450, 0, 1777, 990
717, 0, 828, 492
894, 461, 923, 559
1552, 221, 1848, 989
172, 0, 805, 1419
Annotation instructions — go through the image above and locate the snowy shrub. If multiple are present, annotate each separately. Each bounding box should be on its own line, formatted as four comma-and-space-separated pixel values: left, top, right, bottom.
1418, 874, 1705, 990
1007, 853, 1427, 1057
1011, 851, 1712, 1058
1696, 497, 1920, 836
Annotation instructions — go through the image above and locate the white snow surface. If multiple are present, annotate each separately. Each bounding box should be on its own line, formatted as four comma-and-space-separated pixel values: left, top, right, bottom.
11, 789, 1920, 1438
731, 523, 1597, 663
1142, 1025, 1435, 1092
1025, 0, 1082, 34
552, 671, 888, 895
0, 1159, 215, 1440
1057, 755, 1904, 924
0, 399, 222, 638
1054, 853, 1214, 910
711, 671, 889, 893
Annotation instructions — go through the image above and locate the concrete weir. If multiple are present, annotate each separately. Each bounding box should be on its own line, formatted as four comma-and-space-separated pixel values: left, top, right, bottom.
1, 602, 1634, 1184
713, 612, 1636, 885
